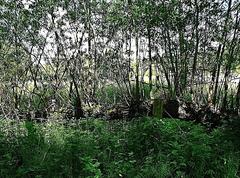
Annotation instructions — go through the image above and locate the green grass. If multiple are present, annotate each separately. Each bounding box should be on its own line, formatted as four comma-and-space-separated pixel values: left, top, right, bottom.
0, 117, 239, 178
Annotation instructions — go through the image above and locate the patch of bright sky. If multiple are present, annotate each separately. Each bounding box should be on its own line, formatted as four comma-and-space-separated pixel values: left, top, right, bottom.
22, 0, 35, 9
22, 0, 237, 69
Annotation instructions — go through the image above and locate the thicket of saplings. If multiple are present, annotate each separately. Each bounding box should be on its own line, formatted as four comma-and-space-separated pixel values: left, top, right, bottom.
12, 83, 239, 122
1, 86, 240, 178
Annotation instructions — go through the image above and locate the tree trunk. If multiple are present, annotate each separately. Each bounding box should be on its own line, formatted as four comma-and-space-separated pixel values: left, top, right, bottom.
135, 35, 140, 104
71, 74, 84, 119
236, 80, 240, 110
148, 27, 152, 93
190, 0, 199, 91
212, 45, 222, 105
212, 0, 232, 107
222, 10, 239, 111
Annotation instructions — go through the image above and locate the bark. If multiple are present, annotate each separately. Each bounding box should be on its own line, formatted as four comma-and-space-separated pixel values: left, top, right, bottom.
163, 29, 175, 95
236, 80, 240, 109
135, 36, 140, 103
212, 45, 222, 105
190, 0, 199, 91
148, 27, 153, 93
222, 10, 239, 110
70, 73, 84, 119
212, 0, 232, 107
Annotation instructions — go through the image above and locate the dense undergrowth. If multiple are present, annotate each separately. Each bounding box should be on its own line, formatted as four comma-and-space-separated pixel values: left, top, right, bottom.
0, 117, 239, 178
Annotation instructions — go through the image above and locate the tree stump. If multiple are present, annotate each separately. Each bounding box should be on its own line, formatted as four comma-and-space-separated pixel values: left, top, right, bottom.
152, 98, 163, 119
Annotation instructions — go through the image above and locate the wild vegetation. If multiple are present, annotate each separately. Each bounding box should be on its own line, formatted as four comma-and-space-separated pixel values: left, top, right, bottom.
0, 118, 240, 178
0, 0, 240, 177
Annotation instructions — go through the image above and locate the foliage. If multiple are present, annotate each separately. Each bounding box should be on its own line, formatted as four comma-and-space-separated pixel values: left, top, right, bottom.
1, 0, 239, 118
0, 117, 239, 178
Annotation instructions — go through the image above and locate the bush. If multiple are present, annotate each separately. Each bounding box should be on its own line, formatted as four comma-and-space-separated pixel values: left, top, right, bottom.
0, 117, 239, 178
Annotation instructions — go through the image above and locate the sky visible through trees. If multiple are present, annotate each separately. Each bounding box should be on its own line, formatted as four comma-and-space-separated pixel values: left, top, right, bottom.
0, 0, 239, 119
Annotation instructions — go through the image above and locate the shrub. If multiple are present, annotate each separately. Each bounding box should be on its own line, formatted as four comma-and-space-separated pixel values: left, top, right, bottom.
0, 117, 239, 178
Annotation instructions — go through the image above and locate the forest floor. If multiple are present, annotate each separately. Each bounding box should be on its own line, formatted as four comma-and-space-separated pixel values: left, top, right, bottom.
0, 117, 240, 178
